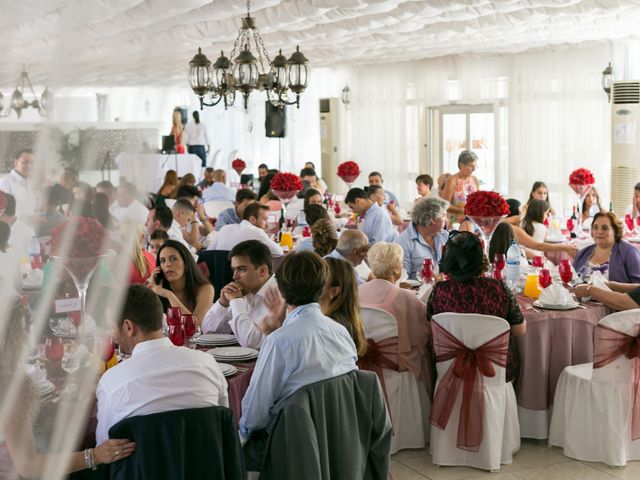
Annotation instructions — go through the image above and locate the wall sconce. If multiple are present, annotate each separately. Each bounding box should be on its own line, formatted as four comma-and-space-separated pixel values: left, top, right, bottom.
602, 62, 613, 101
341, 84, 351, 109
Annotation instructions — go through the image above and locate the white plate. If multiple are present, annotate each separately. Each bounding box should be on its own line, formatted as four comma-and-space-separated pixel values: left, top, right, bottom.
533, 300, 579, 310
628, 237, 640, 243
35, 381, 56, 396
198, 334, 236, 343
217, 362, 238, 377
207, 346, 259, 360
545, 238, 566, 244
404, 279, 422, 288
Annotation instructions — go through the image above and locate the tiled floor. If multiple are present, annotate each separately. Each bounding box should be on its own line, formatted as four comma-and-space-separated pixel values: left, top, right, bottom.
391, 440, 638, 480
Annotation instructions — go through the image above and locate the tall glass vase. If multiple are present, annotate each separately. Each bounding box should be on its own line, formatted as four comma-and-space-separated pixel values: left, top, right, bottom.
56, 255, 104, 333
468, 215, 504, 260
339, 174, 359, 191
570, 183, 592, 237
272, 189, 300, 220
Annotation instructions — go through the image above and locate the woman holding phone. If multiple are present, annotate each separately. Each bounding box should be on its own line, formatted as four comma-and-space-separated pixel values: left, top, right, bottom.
150, 240, 214, 325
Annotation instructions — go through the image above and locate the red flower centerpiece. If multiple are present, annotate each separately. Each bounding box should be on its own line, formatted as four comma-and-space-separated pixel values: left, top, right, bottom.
568, 168, 596, 236
270, 172, 303, 204
337, 161, 361, 188
51, 216, 109, 330
231, 158, 246, 176
464, 190, 510, 258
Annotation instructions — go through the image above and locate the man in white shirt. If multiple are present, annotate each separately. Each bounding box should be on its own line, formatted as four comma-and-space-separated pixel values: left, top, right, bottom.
170, 199, 200, 251
325, 230, 370, 284
203, 240, 284, 348
202, 170, 236, 203
0, 149, 36, 218
183, 111, 210, 167
96, 285, 228, 444
112, 181, 148, 226
145, 205, 191, 252
207, 202, 283, 257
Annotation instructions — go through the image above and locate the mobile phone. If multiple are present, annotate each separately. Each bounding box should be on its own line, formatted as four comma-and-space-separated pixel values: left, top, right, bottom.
154, 270, 165, 285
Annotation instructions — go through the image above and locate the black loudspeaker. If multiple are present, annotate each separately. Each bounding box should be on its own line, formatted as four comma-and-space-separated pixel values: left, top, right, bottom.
265, 102, 286, 138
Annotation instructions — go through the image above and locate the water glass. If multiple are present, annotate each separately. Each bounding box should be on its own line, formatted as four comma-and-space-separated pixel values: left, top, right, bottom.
167, 307, 182, 325
539, 268, 552, 288
182, 314, 196, 338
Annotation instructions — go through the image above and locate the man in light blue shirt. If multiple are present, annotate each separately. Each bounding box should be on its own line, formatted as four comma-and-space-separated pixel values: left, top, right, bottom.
325, 230, 369, 284
398, 196, 449, 279
202, 169, 236, 203
368, 171, 398, 205
215, 188, 257, 231
345, 187, 397, 244
240, 251, 358, 466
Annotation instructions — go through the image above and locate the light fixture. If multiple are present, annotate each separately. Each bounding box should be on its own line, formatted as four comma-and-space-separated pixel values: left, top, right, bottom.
341, 85, 351, 109
602, 62, 613, 101
0, 66, 53, 118
188, 0, 310, 111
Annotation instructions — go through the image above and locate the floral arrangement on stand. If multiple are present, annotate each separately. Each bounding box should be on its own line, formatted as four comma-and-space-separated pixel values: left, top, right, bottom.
271, 172, 303, 202
568, 168, 596, 235
568, 168, 595, 186
337, 161, 361, 188
231, 158, 246, 176
464, 190, 510, 258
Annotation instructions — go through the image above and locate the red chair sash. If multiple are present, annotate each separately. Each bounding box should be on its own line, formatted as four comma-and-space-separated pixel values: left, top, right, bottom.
429, 319, 509, 452
593, 323, 640, 440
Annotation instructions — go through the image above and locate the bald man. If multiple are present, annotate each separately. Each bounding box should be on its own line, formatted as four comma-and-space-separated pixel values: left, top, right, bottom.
202, 169, 236, 203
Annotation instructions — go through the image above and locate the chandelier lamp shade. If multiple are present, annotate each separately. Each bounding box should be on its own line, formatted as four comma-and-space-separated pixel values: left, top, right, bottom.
188, 0, 309, 111
0, 66, 53, 118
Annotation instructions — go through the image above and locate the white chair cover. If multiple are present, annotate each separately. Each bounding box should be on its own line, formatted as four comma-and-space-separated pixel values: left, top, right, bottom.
548, 309, 640, 466
204, 200, 234, 219
360, 306, 431, 454
430, 313, 520, 472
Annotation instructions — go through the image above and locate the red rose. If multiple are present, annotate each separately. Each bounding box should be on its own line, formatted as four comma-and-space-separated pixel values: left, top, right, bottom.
270, 172, 303, 192
568, 168, 595, 186
337, 161, 360, 180
464, 191, 510, 217
231, 158, 246, 175
51, 216, 108, 258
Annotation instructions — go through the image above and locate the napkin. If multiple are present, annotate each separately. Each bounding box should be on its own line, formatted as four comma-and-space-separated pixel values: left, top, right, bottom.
538, 283, 574, 306
26, 364, 47, 385
23, 268, 43, 288
589, 270, 611, 291
417, 283, 433, 303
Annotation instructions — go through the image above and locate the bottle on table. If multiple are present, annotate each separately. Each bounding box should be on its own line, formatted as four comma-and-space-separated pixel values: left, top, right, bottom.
569, 205, 578, 239
505, 240, 521, 290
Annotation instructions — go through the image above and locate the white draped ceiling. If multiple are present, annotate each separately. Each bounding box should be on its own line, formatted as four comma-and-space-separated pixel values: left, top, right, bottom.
2, 0, 640, 87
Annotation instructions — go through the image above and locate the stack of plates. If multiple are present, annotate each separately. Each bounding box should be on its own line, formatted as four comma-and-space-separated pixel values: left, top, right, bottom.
196, 334, 238, 347
207, 346, 259, 362
34, 380, 56, 397
532, 300, 579, 310
217, 362, 238, 377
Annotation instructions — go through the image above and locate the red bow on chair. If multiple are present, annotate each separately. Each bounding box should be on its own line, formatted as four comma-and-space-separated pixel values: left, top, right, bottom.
429, 320, 509, 452
594, 323, 640, 440
358, 338, 400, 426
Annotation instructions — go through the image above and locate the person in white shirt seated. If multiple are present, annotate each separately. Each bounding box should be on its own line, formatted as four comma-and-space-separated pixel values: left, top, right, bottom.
207, 202, 283, 256
145, 205, 191, 253
203, 240, 284, 348
0, 148, 36, 219
175, 185, 214, 240
111, 181, 148, 226
368, 171, 399, 205
215, 188, 258, 231
367, 185, 403, 227
202, 169, 236, 203
240, 251, 358, 468
0, 193, 35, 254
96, 180, 118, 214
96, 285, 228, 443
345, 187, 398, 244
196, 167, 215, 191
171, 198, 201, 251
415, 174, 433, 202
325, 229, 370, 284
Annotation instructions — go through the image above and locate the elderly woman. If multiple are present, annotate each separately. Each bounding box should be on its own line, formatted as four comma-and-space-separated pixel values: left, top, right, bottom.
358, 242, 432, 452
573, 211, 640, 283
440, 150, 479, 223
427, 231, 526, 382
397, 196, 449, 279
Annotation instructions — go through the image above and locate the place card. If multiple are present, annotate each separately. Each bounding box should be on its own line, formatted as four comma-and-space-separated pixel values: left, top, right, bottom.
54, 298, 81, 313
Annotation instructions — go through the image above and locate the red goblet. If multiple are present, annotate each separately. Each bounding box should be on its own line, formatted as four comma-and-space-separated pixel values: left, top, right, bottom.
559, 261, 573, 287
532, 255, 544, 270
419, 258, 434, 284
625, 214, 635, 233
493, 253, 506, 280
566, 218, 574, 233
182, 314, 196, 338
539, 268, 552, 288
30, 255, 42, 270
334, 203, 341, 215
168, 324, 185, 346
167, 307, 182, 325
45, 337, 64, 363
69, 311, 82, 328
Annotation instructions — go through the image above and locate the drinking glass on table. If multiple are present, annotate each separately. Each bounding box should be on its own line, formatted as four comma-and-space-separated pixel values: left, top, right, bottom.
45, 337, 64, 363
188, 326, 202, 350
532, 255, 544, 271
539, 268, 552, 289
559, 259, 573, 287
625, 214, 635, 235
493, 253, 505, 280
166, 306, 182, 326
168, 324, 185, 346
182, 314, 196, 338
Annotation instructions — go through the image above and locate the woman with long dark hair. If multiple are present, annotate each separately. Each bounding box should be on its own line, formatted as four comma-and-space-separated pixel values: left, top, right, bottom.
520, 199, 548, 242
150, 240, 213, 325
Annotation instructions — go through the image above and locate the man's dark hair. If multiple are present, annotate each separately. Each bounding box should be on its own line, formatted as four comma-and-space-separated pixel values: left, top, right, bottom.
345, 188, 367, 204
275, 251, 327, 306
4, 194, 16, 217
303, 204, 329, 227
152, 205, 173, 229
242, 202, 268, 221
368, 171, 383, 180
506, 198, 521, 218
96, 180, 115, 193
204, 167, 214, 174
0, 220, 10, 250
236, 188, 257, 204
119, 285, 163, 332
229, 239, 273, 275
300, 167, 317, 178
258, 163, 268, 170
635, 182, 640, 192
176, 185, 202, 200
14, 148, 33, 160
415, 174, 433, 188
367, 185, 384, 197
150, 229, 170, 241
173, 198, 196, 213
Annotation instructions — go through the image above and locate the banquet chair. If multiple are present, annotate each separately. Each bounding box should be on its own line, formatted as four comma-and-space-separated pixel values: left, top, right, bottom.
108, 406, 245, 480
204, 200, 234, 220
253, 369, 391, 480
209, 149, 222, 169
430, 313, 520, 472
197, 250, 233, 302
548, 309, 640, 466
164, 198, 176, 209
359, 306, 431, 454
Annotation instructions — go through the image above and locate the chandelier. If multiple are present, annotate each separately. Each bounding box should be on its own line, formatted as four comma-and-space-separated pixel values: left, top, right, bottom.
0, 66, 53, 118
188, 0, 309, 111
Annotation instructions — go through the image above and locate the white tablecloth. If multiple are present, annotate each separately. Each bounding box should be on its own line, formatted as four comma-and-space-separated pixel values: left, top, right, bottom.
115, 153, 202, 193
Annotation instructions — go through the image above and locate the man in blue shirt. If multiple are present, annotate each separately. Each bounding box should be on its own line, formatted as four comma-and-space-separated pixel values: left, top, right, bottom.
202, 169, 236, 203
368, 171, 398, 205
345, 187, 398, 244
398, 196, 449, 279
240, 251, 358, 468
215, 188, 257, 231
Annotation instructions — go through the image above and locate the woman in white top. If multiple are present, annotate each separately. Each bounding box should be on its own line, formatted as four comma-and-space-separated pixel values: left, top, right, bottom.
183, 111, 210, 167
520, 199, 548, 243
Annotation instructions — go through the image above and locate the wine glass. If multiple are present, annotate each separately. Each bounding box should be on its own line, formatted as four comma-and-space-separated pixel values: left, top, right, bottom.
625, 214, 635, 235
166, 307, 181, 326
418, 258, 434, 284
539, 268, 552, 289
493, 253, 506, 280
44, 337, 64, 363
559, 260, 573, 287
168, 324, 185, 347
566, 217, 575, 234
532, 255, 544, 270
182, 314, 196, 338
188, 325, 203, 350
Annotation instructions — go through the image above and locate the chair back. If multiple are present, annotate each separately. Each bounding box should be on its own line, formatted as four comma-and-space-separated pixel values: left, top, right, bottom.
210, 149, 222, 168
360, 306, 398, 341
204, 200, 234, 219
261, 370, 391, 480
197, 250, 233, 302
108, 406, 245, 480
593, 309, 640, 381
164, 198, 176, 209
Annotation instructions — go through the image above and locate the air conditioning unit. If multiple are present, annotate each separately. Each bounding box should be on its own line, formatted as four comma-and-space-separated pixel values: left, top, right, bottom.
611, 81, 640, 214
